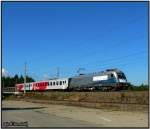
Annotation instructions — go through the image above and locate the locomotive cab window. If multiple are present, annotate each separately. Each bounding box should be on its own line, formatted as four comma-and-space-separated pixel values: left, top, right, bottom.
117, 73, 126, 79
111, 74, 114, 77
108, 74, 114, 78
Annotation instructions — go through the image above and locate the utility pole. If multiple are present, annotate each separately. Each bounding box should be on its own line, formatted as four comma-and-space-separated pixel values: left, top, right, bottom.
56, 67, 59, 78
2, 77, 4, 90
24, 62, 27, 94
15, 77, 18, 92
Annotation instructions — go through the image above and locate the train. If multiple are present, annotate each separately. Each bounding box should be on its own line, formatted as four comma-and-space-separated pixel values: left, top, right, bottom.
16, 68, 129, 92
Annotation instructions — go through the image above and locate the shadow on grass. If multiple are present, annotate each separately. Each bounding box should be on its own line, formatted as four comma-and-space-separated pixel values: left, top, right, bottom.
2, 107, 46, 111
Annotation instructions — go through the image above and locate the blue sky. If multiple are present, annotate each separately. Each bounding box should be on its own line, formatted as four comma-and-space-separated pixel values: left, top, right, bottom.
2, 2, 148, 85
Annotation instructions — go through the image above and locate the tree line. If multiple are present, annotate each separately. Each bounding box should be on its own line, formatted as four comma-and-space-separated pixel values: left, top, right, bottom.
127, 83, 148, 91
2, 75, 35, 88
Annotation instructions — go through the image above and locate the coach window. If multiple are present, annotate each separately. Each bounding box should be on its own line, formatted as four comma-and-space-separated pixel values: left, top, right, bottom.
60, 81, 62, 85
53, 82, 55, 85
56, 81, 58, 85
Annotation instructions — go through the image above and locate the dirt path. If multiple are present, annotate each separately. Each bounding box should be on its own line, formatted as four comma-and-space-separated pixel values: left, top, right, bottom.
2, 100, 148, 127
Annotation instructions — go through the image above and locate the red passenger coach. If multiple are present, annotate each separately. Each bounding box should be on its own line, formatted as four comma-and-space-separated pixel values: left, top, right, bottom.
16, 81, 49, 92
16, 78, 69, 92
33, 81, 49, 91
16, 84, 24, 91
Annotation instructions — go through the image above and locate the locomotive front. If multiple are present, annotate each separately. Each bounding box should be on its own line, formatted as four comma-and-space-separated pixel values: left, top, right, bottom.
114, 70, 128, 90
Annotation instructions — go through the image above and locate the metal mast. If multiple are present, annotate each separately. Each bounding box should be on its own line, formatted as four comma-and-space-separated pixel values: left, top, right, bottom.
24, 62, 27, 94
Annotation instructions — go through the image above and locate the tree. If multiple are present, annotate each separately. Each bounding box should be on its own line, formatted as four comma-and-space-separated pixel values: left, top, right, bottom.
14, 74, 19, 83
26, 75, 35, 82
2, 74, 35, 87
19, 75, 24, 83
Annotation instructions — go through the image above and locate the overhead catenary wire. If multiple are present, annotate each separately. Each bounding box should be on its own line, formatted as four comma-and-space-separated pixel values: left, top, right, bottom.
27, 51, 147, 81
25, 14, 145, 64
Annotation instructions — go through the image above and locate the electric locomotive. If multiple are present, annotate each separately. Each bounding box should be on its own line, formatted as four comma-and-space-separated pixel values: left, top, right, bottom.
68, 68, 128, 91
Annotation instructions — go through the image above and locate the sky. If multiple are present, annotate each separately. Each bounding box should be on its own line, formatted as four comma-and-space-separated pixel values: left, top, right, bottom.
2, 2, 148, 85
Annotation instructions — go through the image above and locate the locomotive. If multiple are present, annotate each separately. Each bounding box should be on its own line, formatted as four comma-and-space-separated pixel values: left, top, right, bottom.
16, 68, 128, 92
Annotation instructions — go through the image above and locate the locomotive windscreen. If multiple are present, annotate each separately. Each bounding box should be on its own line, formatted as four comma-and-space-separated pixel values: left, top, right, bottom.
117, 73, 126, 79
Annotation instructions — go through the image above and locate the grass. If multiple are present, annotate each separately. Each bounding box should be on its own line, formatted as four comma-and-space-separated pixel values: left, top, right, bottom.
5, 91, 148, 105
